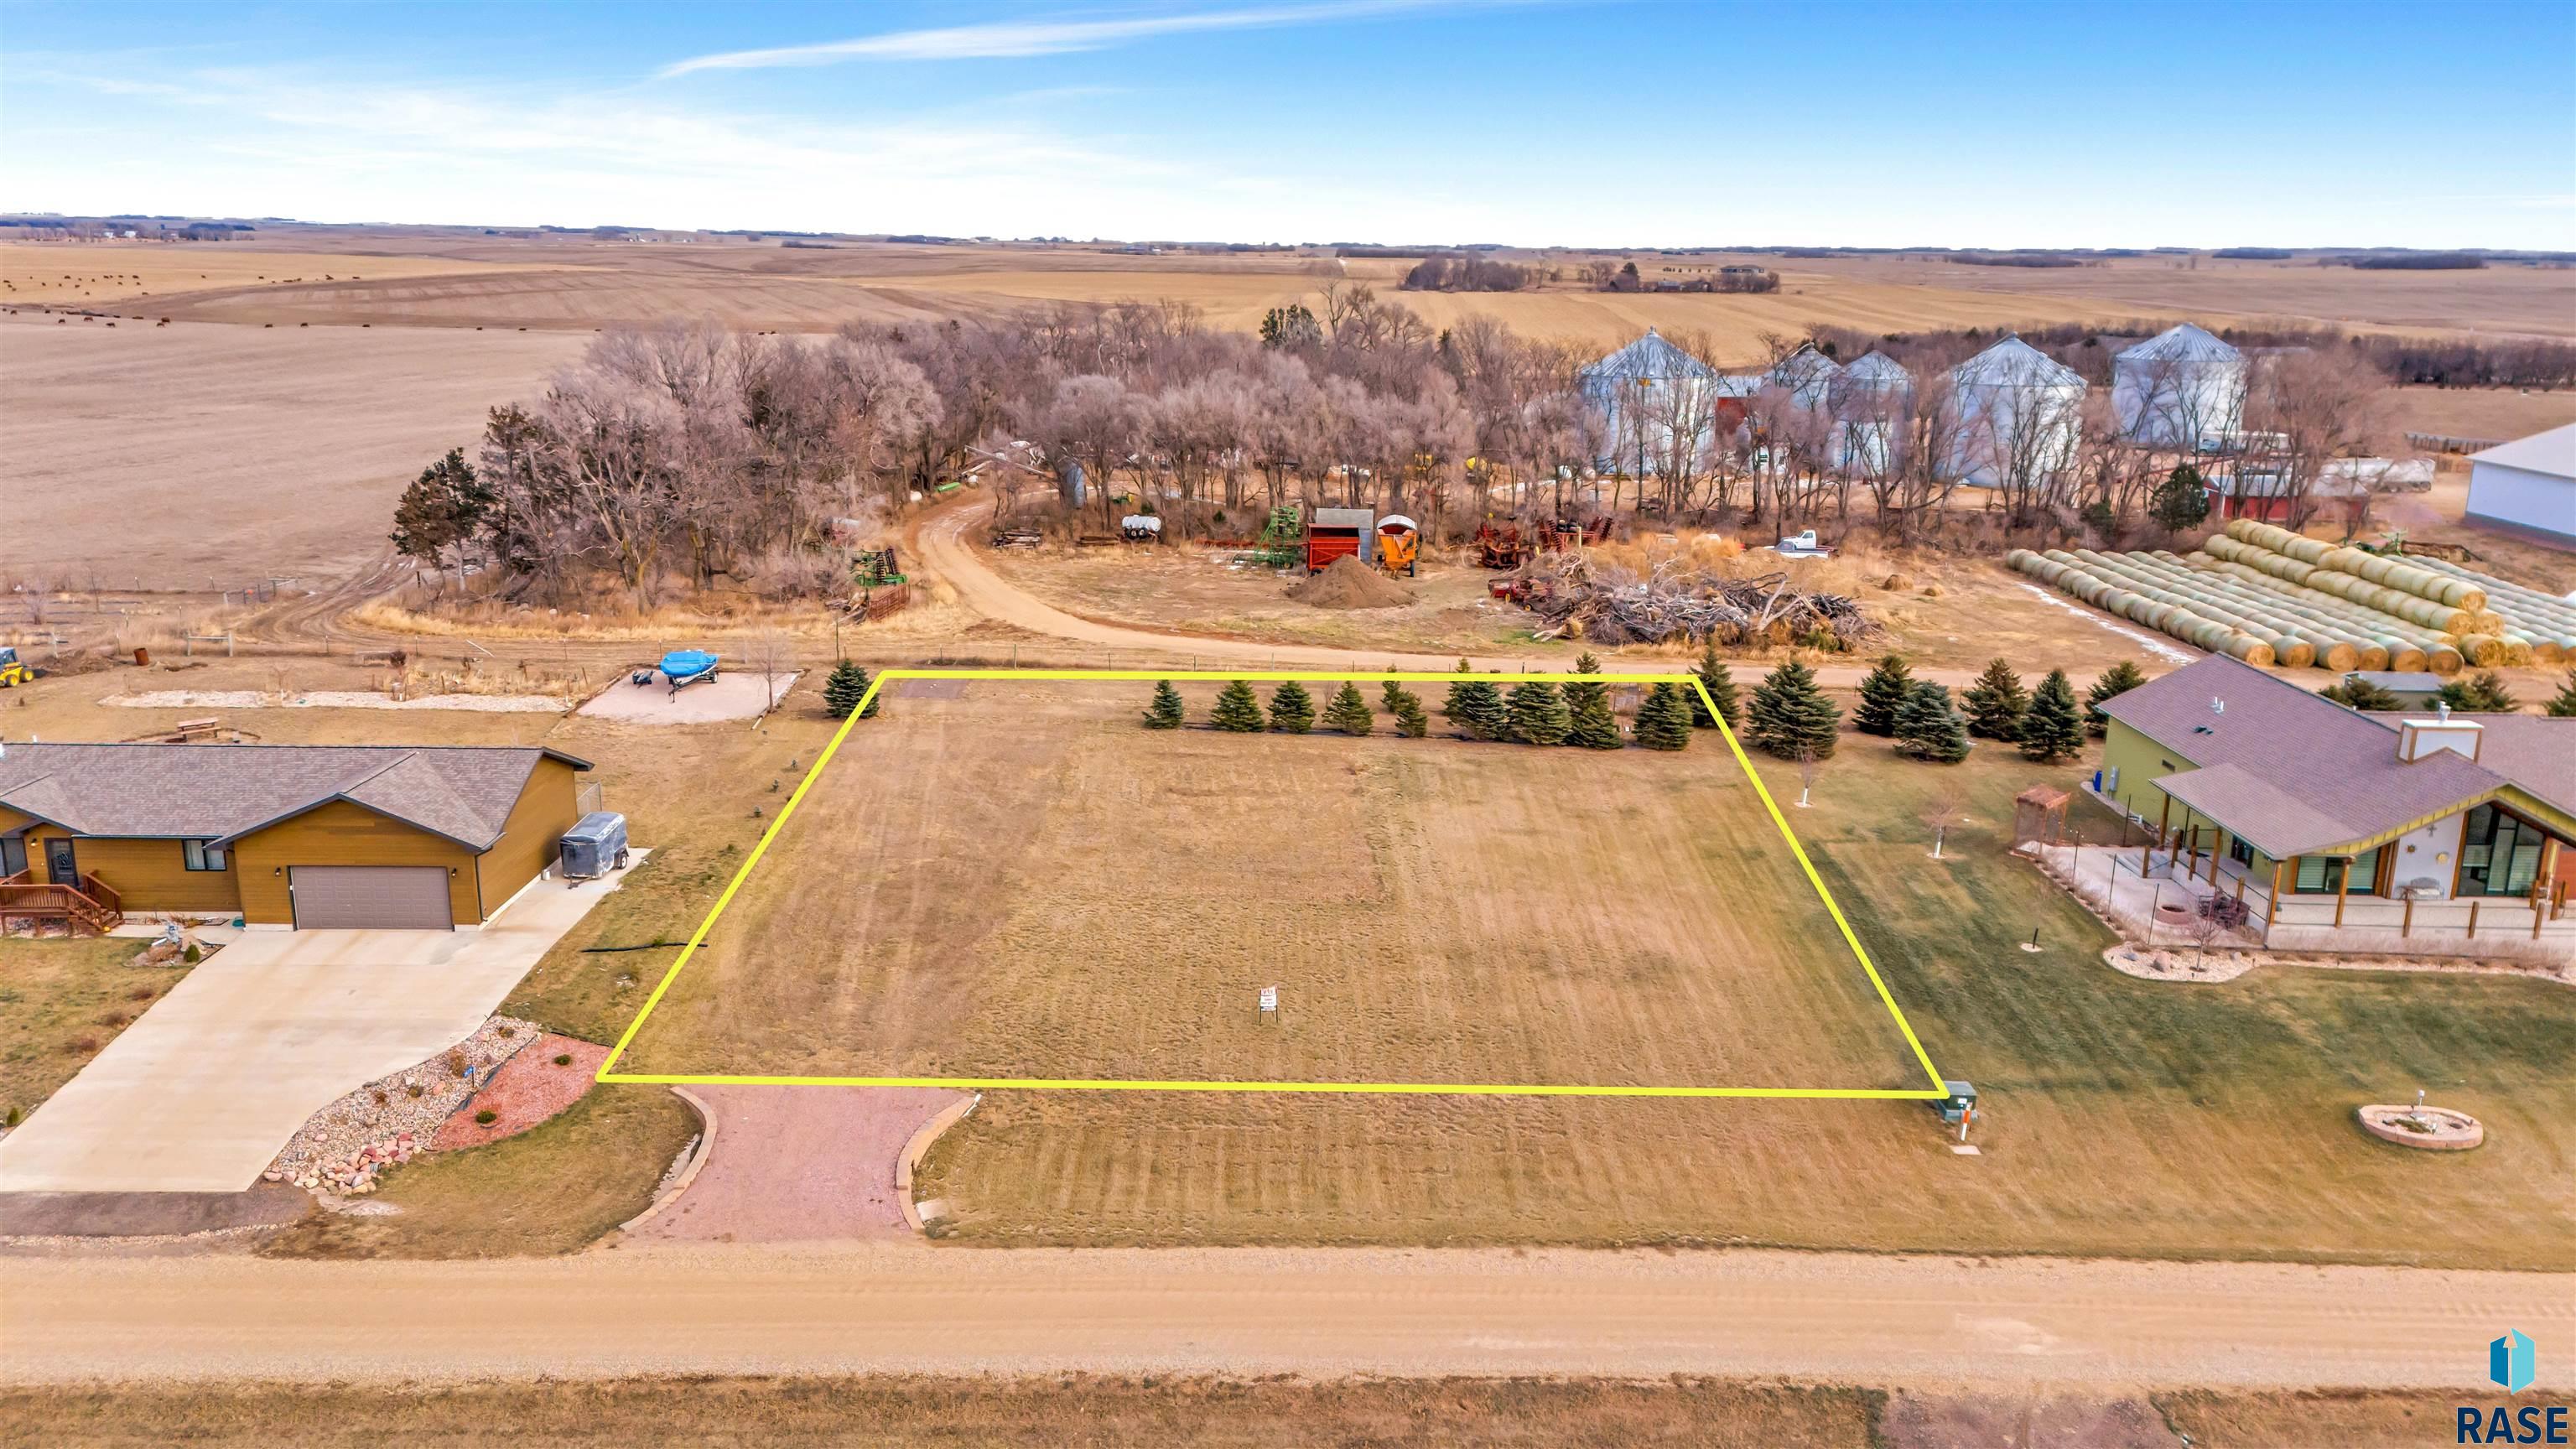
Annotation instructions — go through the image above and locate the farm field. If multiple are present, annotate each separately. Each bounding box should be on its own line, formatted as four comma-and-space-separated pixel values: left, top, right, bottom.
0, 242, 568, 308
0, 313, 584, 579
906, 733, 2576, 1266
2386, 383, 2576, 442
611, 678, 1936, 1093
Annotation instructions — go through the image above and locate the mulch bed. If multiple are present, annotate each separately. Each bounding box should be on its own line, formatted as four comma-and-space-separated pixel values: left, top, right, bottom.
430, 1034, 609, 1151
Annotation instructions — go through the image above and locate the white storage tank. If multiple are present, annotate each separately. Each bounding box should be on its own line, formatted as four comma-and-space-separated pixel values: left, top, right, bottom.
2113, 323, 2246, 450
1580, 329, 1720, 475
1828, 351, 1912, 477
1945, 337, 2086, 489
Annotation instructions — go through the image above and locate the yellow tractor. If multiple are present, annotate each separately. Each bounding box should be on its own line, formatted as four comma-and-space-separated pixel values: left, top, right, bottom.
0, 647, 29, 688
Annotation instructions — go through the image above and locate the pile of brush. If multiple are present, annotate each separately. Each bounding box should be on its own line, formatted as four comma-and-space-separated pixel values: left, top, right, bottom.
1508, 551, 1877, 647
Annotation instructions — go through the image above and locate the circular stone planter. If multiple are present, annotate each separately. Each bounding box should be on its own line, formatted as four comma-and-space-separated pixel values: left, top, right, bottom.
2153, 900, 2199, 931
2356, 1104, 2485, 1150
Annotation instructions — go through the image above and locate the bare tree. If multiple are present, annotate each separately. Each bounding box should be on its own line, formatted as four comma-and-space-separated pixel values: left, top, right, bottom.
1923, 789, 1968, 860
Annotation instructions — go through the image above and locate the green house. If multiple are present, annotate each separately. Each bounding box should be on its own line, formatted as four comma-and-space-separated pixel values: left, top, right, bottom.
2090, 656, 2575, 917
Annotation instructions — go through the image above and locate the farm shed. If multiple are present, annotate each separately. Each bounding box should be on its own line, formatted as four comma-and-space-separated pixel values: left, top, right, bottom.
2464, 423, 2576, 546
0, 743, 589, 932
1307, 507, 1376, 572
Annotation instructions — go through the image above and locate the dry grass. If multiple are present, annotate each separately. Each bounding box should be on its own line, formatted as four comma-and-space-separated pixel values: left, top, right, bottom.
0, 242, 568, 308
615, 681, 1925, 1092
2151, 1388, 2488, 1448
0, 1377, 1882, 1447
2385, 384, 2576, 442
0, 937, 190, 1125
0, 314, 583, 579
905, 719, 2576, 1265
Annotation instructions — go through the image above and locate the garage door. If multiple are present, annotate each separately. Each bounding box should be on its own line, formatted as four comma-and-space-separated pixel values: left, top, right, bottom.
288, 866, 454, 930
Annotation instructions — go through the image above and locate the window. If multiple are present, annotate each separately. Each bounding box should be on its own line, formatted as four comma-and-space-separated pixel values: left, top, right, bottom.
2458, 804, 2546, 898
182, 839, 229, 872
2228, 835, 2255, 868
2293, 847, 2381, 895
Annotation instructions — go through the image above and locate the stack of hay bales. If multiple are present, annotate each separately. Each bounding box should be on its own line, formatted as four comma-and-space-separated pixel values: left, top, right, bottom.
2007, 519, 2576, 674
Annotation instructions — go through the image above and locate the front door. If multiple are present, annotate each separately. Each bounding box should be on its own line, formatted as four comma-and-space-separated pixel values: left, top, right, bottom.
44, 837, 78, 886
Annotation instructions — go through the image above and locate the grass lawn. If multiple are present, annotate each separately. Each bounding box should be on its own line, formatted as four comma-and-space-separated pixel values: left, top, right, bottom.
0, 937, 193, 1127
907, 704, 2575, 1268
615, 678, 1929, 1092
260, 1082, 697, 1259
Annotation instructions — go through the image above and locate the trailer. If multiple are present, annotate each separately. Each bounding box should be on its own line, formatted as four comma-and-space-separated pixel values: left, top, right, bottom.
558, 812, 630, 880
650, 649, 719, 693
1374, 515, 1420, 577
1306, 507, 1375, 573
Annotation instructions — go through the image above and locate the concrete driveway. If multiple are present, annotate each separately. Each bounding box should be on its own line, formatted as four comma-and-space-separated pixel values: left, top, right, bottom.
0, 856, 643, 1195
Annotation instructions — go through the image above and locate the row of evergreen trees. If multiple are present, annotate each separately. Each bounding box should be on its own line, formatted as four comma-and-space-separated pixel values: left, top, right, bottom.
1945, 656, 2137, 763
1143, 654, 1695, 749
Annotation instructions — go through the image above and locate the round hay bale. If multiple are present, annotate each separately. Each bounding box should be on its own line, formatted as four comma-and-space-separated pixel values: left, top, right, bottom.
1918, 584, 1944, 598
1881, 572, 1914, 591
2457, 633, 2504, 667
2273, 636, 2316, 669
2316, 641, 2360, 673
2355, 641, 2392, 671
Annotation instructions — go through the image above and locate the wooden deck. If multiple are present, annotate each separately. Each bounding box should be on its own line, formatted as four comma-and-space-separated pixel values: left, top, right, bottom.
0, 870, 124, 935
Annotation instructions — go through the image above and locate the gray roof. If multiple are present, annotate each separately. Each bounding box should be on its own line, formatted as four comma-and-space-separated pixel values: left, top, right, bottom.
2469, 422, 2576, 481
1952, 335, 2085, 389
1310, 507, 1374, 529
2345, 671, 2445, 693
2116, 322, 2241, 366
2097, 655, 2547, 857
1836, 351, 1913, 389
0, 743, 589, 852
1580, 330, 1716, 384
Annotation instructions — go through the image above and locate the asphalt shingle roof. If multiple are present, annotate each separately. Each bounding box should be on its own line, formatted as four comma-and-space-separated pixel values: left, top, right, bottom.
2096, 655, 2565, 857
0, 743, 589, 851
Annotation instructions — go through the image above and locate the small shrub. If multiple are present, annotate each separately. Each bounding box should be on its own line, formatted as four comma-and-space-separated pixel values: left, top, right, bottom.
96, 1010, 132, 1028
474, 1109, 498, 1125
553, 1052, 574, 1066
183, 943, 201, 964
406, 1083, 425, 1098
444, 1050, 470, 1077
496, 1024, 515, 1038
371, 1088, 389, 1106
66, 1035, 101, 1055
3, 1106, 19, 1129
127, 984, 157, 1002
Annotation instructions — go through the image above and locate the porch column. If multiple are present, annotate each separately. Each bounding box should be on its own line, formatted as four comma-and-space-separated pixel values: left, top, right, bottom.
2157, 792, 2171, 850
2205, 829, 2222, 885
2266, 860, 2285, 932
2334, 858, 2351, 928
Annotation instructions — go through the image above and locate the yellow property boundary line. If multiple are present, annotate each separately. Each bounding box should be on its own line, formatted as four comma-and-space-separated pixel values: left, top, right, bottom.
597, 669, 1950, 1100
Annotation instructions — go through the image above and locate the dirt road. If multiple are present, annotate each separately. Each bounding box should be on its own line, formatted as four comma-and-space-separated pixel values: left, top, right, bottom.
911, 499, 2121, 688
5, 1243, 2564, 1389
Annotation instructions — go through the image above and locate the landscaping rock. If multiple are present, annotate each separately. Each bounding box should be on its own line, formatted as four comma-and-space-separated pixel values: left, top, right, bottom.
267, 1015, 540, 1191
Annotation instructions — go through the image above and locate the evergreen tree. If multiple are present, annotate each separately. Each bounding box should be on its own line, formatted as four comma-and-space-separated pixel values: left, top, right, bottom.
1633, 682, 1692, 750
2018, 668, 2086, 762
823, 660, 880, 719
1505, 678, 1571, 745
1381, 680, 1430, 736
1854, 653, 1914, 736
1443, 661, 1506, 739
2547, 666, 2576, 719
1689, 641, 1743, 732
2083, 659, 2147, 735
1895, 681, 1971, 763
1567, 674, 1623, 749
1268, 679, 1316, 733
1562, 652, 1609, 721
2149, 463, 2210, 532
1143, 679, 1186, 730
1211, 679, 1265, 732
1748, 659, 1841, 760
2437, 671, 2517, 714
2321, 675, 2402, 711
1962, 657, 2029, 740
1323, 681, 1374, 735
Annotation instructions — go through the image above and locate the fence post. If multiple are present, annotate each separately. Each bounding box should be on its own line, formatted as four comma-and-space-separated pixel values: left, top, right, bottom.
2401, 895, 2413, 939
2466, 900, 2478, 940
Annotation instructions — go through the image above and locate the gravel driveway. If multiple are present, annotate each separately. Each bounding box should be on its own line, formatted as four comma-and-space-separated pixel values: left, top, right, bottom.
626, 1085, 968, 1243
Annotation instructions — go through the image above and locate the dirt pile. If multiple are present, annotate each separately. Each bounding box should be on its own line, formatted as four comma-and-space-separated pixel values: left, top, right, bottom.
1285, 555, 1414, 610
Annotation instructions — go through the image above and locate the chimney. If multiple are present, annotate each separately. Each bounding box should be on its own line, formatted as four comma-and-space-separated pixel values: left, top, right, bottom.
2399, 710, 2483, 763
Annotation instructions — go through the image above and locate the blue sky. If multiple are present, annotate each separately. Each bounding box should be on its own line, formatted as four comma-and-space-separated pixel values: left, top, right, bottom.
5, 1, 2571, 247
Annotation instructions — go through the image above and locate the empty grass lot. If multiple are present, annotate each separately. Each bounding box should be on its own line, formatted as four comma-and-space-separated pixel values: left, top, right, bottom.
904, 703, 2574, 1267
613, 678, 1933, 1093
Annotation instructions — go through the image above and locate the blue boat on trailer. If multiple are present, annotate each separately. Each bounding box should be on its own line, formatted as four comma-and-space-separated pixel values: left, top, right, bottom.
654, 649, 719, 691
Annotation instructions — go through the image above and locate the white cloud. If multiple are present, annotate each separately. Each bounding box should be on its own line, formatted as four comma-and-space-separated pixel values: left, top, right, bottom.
657, 0, 1445, 76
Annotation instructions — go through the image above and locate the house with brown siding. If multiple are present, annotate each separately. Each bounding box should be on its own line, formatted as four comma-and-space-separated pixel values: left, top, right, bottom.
0, 743, 591, 932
